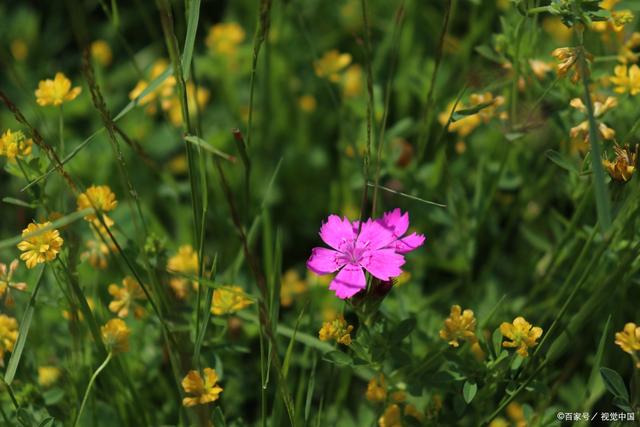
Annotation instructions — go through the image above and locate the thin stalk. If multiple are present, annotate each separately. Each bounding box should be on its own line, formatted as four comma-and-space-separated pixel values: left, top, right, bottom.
74, 352, 113, 427
59, 105, 64, 155
358, 0, 374, 229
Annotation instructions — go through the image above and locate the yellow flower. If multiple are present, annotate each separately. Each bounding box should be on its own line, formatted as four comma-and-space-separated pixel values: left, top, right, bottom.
439, 305, 477, 347
342, 64, 363, 98
81, 239, 113, 269
569, 96, 617, 143
489, 418, 509, 427
314, 50, 352, 82
615, 322, 640, 355
280, 269, 308, 308
529, 59, 553, 79
90, 40, 113, 67
101, 318, 131, 353
0, 314, 18, 363
0, 260, 27, 307
206, 22, 245, 56
318, 315, 354, 345
552, 47, 591, 83
62, 297, 95, 321
438, 93, 504, 139
167, 244, 199, 299
108, 276, 146, 319
603, 144, 637, 182
181, 368, 223, 407
129, 80, 158, 113
35, 72, 81, 106
10, 39, 28, 61
38, 366, 61, 388
404, 404, 425, 422
610, 64, 640, 95
378, 404, 402, 427
618, 33, 640, 64
365, 374, 387, 402
211, 286, 253, 316
77, 185, 118, 222
0, 130, 33, 161
506, 402, 527, 427
167, 82, 210, 127
298, 95, 317, 113
500, 316, 543, 357
17, 221, 64, 269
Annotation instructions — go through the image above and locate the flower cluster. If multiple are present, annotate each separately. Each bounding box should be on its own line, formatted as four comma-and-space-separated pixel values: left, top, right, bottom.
313, 50, 363, 98
35, 72, 81, 106
206, 22, 245, 57
500, 317, 543, 357
0, 130, 33, 162
167, 244, 199, 299
17, 221, 64, 269
108, 276, 147, 319
181, 367, 223, 407
101, 318, 131, 354
307, 209, 425, 299
211, 286, 253, 316
615, 322, 640, 367
0, 314, 18, 364
318, 315, 354, 345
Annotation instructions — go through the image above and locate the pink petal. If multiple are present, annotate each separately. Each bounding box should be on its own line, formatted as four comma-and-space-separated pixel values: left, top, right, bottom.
360, 248, 405, 281
395, 233, 426, 253
355, 219, 396, 250
307, 247, 345, 275
381, 208, 409, 237
329, 264, 366, 299
319, 215, 355, 252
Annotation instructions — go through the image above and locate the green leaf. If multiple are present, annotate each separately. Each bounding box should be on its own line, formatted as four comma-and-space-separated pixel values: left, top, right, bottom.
391, 318, 416, 343
585, 315, 611, 401
212, 407, 227, 427
492, 328, 503, 358
181, 0, 201, 80
451, 100, 495, 122
600, 367, 629, 402
2, 197, 36, 208
463, 381, 478, 404
322, 351, 353, 367
545, 149, 579, 174
38, 417, 56, 427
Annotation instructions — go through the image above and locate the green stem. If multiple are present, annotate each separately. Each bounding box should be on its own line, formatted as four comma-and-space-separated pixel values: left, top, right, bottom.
74, 352, 113, 427
59, 105, 64, 156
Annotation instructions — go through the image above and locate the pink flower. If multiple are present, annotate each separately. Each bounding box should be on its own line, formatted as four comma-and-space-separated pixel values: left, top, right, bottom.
377, 208, 425, 254
306, 213, 412, 299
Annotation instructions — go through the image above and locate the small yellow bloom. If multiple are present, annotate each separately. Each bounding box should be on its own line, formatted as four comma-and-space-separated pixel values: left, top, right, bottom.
0, 130, 33, 161
206, 22, 245, 56
489, 418, 509, 427
378, 404, 401, 427
365, 374, 387, 402
314, 50, 352, 83
181, 367, 223, 407
506, 402, 527, 427
569, 96, 617, 143
62, 297, 95, 321
0, 260, 27, 307
615, 322, 640, 355
552, 47, 591, 83
0, 314, 18, 363
280, 269, 308, 308
108, 276, 146, 319
438, 92, 504, 139
101, 318, 131, 353
77, 185, 118, 222
500, 316, 543, 357
81, 239, 113, 269
90, 40, 113, 67
211, 286, 253, 316
318, 315, 354, 345
167, 244, 199, 299
342, 64, 363, 98
35, 72, 81, 106
529, 59, 553, 79
38, 366, 61, 388
610, 64, 640, 96
603, 144, 637, 182
129, 80, 158, 113
404, 403, 425, 422
17, 222, 64, 269
298, 95, 317, 113
439, 305, 477, 347
167, 82, 210, 127
618, 33, 640, 64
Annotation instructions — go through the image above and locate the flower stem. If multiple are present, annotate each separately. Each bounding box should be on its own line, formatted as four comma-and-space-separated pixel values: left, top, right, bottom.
74, 352, 113, 427
59, 105, 64, 156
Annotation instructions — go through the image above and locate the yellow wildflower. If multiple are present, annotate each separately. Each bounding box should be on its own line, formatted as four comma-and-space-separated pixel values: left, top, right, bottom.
181, 368, 223, 407
298, 95, 317, 113
615, 322, 640, 355
618, 33, 640, 64
167, 244, 199, 299
342, 64, 363, 98
439, 305, 477, 347
529, 59, 553, 79
17, 221, 64, 269
506, 402, 527, 427
10, 39, 28, 61
318, 315, 354, 345
552, 47, 591, 83
366, 374, 387, 402
569, 96, 617, 143
38, 366, 61, 388
489, 418, 509, 427
90, 40, 113, 67
0, 314, 18, 363
167, 82, 210, 127
404, 404, 425, 422
35, 72, 81, 106
0, 260, 27, 307
314, 50, 352, 82
108, 277, 146, 319
62, 297, 95, 321
280, 269, 308, 308
603, 144, 637, 182
128, 80, 158, 114
500, 316, 543, 357
0, 130, 33, 161
81, 239, 112, 269
206, 22, 245, 56
211, 286, 253, 316
77, 185, 118, 223
438, 92, 504, 139
101, 318, 131, 353
378, 404, 402, 427
610, 64, 640, 95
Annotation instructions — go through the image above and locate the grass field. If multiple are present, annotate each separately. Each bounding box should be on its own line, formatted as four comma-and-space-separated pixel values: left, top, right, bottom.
1, 0, 640, 425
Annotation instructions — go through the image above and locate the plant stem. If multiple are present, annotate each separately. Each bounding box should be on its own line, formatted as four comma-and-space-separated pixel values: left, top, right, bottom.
74, 352, 113, 427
